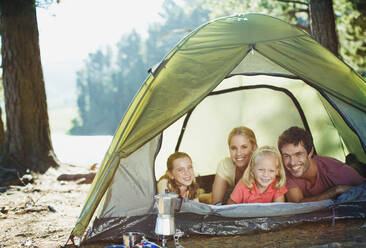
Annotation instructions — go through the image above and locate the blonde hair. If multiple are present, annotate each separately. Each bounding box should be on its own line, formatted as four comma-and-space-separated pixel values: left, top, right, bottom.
159, 151, 199, 200
228, 126, 257, 148
242, 146, 286, 190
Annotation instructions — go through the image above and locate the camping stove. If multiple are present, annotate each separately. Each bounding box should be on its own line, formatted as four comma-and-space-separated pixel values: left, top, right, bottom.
154, 192, 179, 247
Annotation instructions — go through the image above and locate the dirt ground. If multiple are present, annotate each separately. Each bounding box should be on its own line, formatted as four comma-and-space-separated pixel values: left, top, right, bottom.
1, 163, 366, 248
0, 164, 92, 248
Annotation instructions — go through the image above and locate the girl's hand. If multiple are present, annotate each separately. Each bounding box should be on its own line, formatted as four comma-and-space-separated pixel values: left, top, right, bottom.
273, 195, 285, 202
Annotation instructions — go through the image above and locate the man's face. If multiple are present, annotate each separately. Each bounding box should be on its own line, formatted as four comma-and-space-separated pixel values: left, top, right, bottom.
280, 143, 312, 178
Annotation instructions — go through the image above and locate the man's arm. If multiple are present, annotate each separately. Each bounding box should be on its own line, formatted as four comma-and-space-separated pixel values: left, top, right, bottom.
286, 185, 354, 203
285, 187, 304, 203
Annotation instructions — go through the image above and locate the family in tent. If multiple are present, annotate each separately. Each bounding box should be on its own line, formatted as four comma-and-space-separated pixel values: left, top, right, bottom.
69, 14, 366, 243
158, 126, 365, 205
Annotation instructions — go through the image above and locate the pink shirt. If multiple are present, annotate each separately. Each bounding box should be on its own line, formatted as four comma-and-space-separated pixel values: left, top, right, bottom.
286, 155, 366, 197
230, 180, 287, 203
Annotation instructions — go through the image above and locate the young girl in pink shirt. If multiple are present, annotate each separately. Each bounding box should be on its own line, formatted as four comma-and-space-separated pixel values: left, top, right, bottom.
227, 146, 287, 204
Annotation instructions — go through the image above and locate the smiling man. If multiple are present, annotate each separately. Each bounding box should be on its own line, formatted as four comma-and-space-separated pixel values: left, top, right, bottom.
277, 126, 365, 203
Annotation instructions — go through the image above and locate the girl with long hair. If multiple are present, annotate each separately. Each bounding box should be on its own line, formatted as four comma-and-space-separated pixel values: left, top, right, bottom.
157, 151, 199, 201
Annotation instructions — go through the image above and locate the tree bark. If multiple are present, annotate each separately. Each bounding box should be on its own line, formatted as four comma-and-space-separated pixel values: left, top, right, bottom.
0, 107, 5, 156
308, 0, 339, 57
0, 0, 60, 173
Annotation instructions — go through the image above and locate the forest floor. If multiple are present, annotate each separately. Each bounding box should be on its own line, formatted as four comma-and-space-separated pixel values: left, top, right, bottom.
1, 163, 366, 248
0, 163, 93, 248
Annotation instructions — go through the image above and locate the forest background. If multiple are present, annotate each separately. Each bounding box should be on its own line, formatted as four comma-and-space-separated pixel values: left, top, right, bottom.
67, 0, 366, 136
0, 1, 365, 246
0, 0, 365, 177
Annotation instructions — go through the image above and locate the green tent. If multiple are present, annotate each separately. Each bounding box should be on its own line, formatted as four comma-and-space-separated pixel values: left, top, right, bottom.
68, 13, 366, 244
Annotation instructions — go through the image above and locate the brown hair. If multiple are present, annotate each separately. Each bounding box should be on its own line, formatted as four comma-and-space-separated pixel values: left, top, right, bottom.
242, 146, 286, 190
227, 126, 257, 148
160, 151, 199, 200
277, 126, 314, 156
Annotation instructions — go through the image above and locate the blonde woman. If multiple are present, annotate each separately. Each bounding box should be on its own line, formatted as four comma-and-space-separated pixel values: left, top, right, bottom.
227, 146, 287, 204
212, 126, 258, 205
157, 152, 199, 201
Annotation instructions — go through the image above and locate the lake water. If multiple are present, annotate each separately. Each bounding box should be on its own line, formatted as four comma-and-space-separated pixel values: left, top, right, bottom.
51, 134, 113, 167
51, 134, 167, 178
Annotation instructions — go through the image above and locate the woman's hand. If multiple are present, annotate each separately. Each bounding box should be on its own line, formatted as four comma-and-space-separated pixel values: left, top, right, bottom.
211, 174, 228, 205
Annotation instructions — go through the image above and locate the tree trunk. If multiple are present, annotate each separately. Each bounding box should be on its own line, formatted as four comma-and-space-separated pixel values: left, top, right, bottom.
0, 0, 60, 173
308, 0, 339, 57
0, 107, 5, 155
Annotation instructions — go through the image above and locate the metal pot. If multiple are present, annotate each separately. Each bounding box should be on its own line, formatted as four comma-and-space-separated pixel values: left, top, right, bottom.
154, 192, 179, 236
154, 192, 179, 216
122, 232, 143, 248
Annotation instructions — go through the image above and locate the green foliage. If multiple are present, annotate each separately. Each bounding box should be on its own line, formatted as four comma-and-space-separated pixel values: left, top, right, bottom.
35, 0, 60, 8
69, 0, 210, 135
69, 31, 147, 135
197, 0, 365, 75
70, 0, 364, 135
335, 0, 366, 74
197, 0, 309, 27
69, 47, 116, 135
144, 0, 210, 67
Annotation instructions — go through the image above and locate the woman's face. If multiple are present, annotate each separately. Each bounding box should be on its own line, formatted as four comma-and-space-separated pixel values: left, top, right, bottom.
169, 156, 194, 187
229, 134, 256, 168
